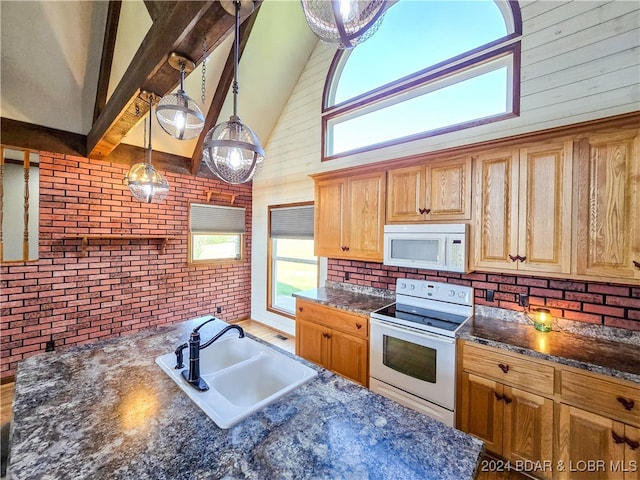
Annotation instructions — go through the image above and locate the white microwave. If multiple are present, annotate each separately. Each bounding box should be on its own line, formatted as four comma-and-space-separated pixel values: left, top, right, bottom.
383, 224, 469, 273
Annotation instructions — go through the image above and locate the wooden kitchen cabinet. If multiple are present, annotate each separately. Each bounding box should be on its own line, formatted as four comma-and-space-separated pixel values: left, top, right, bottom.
473, 141, 573, 275
386, 156, 472, 222
295, 299, 369, 386
459, 344, 554, 479
314, 170, 385, 262
575, 131, 640, 281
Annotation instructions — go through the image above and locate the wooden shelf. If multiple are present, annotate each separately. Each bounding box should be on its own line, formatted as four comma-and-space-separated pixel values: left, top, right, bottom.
64, 235, 173, 257
205, 191, 236, 204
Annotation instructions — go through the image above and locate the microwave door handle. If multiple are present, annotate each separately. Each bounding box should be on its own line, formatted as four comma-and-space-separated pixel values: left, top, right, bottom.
371, 318, 456, 345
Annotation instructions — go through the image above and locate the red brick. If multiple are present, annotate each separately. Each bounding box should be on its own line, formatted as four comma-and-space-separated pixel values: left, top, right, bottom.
587, 284, 631, 296
563, 310, 602, 324
583, 304, 625, 318
604, 317, 640, 331
565, 292, 603, 304
530, 287, 564, 299
606, 296, 640, 309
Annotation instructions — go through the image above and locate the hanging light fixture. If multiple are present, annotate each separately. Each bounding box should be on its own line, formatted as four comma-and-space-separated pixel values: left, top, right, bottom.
126, 94, 170, 203
202, 0, 264, 184
300, 0, 388, 49
155, 53, 205, 140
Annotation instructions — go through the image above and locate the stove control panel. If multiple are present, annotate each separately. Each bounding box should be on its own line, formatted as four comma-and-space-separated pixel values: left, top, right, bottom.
396, 278, 473, 306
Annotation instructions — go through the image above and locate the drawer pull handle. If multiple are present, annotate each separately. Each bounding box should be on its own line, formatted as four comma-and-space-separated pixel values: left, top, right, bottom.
503, 396, 513, 404
494, 391, 504, 401
617, 396, 635, 411
627, 438, 640, 450
612, 431, 626, 444
519, 255, 526, 262
355, 323, 362, 329
509, 254, 518, 262
633, 260, 640, 269
498, 363, 509, 374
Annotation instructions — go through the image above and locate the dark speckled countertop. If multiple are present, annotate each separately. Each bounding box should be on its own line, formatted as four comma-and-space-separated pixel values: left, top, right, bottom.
8, 316, 483, 480
459, 306, 640, 384
293, 281, 394, 316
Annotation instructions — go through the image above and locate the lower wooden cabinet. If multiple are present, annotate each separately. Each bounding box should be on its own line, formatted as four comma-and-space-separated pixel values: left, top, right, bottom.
459, 372, 553, 479
458, 340, 640, 480
557, 404, 639, 480
296, 299, 369, 387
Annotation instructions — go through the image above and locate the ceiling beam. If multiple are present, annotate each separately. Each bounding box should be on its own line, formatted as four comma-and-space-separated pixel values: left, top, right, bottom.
143, 0, 177, 23
190, 3, 261, 175
1, 118, 86, 157
87, 1, 235, 161
93, 1, 122, 123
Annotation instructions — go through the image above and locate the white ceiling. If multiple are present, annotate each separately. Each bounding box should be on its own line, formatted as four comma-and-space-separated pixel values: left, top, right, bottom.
0, 0, 318, 159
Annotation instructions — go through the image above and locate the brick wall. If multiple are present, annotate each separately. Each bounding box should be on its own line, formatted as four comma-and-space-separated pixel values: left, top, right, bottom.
0, 152, 252, 379
327, 259, 640, 331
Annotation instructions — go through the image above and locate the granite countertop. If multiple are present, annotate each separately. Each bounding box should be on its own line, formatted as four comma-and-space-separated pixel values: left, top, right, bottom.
458, 307, 640, 384
293, 281, 394, 316
9, 317, 483, 480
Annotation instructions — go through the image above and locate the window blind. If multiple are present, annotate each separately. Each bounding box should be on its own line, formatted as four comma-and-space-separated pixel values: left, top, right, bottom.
190, 204, 246, 234
270, 205, 314, 240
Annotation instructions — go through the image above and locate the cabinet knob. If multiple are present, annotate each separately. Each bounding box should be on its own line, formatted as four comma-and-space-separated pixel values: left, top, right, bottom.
616, 396, 635, 411
509, 254, 518, 262
425, 208, 431, 214
344, 246, 349, 252
355, 323, 362, 329
627, 438, 640, 450
298, 307, 303, 312
519, 255, 527, 262
504, 396, 513, 404
612, 431, 626, 444
498, 363, 509, 374
633, 260, 640, 269
494, 391, 504, 401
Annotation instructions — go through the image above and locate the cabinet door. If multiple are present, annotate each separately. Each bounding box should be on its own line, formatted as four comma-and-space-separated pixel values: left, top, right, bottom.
460, 372, 504, 454
625, 425, 639, 480
576, 132, 640, 280
386, 164, 426, 222
502, 387, 553, 479
344, 172, 385, 261
426, 156, 472, 220
557, 404, 626, 480
296, 319, 327, 368
518, 142, 573, 274
474, 149, 520, 271
315, 178, 345, 258
327, 330, 369, 387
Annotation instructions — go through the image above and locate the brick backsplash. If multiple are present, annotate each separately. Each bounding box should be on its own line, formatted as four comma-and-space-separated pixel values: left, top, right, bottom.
327, 259, 640, 331
0, 152, 252, 379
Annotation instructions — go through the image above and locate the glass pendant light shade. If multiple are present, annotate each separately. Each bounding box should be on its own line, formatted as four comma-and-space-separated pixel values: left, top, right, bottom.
155, 90, 204, 140
126, 162, 169, 203
202, 115, 264, 184
155, 54, 205, 140
300, 0, 387, 49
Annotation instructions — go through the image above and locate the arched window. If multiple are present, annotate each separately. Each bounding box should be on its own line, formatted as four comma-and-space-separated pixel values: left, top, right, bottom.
322, 0, 522, 160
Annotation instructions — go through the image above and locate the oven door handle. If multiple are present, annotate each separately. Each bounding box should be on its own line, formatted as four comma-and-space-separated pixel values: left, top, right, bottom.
370, 318, 456, 344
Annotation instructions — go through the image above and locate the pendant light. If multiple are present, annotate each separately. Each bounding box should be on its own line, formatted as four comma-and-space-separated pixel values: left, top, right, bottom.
155, 53, 205, 140
126, 94, 170, 203
300, 0, 388, 49
202, 0, 265, 184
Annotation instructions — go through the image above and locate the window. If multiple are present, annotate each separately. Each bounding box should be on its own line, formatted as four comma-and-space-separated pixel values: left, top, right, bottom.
322, 0, 521, 159
189, 203, 245, 264
1, 147, 39, 262
268, 204, 317, 316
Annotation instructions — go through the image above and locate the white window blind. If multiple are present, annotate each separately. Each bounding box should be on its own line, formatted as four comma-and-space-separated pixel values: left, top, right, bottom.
190, 204, 246, 234
270, 205, 314, 240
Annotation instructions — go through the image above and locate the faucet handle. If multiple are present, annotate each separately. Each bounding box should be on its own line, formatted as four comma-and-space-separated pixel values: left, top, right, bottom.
174, 343, 188, 369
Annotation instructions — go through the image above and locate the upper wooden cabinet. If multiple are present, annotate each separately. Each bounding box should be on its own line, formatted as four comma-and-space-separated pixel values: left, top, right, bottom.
473, 141, 573, 274
386, 156, 472, 222
576, 131, 640, 281
314, 170, 385, 262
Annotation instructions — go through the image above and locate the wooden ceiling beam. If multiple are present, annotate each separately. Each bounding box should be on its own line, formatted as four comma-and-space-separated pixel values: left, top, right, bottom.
93, 1, 122, 123
191, 3, 261, 176
87, 1, 235, 161
143, 0, 176, 23
1, 118, 86, 157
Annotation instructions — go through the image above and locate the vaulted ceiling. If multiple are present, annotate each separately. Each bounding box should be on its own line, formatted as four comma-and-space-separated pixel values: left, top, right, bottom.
0, 0, 318, 177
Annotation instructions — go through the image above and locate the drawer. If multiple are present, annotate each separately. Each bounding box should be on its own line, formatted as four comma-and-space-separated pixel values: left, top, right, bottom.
296, 299, 368, 338
560, 369, 640, 427
462, 342, 554, 397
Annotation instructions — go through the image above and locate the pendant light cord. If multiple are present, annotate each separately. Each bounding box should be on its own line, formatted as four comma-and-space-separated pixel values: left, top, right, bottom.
232, 0, 240, 117
147, 95, 153, 165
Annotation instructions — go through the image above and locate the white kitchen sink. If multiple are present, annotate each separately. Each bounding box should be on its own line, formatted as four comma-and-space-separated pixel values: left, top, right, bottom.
156, 331, 317, 428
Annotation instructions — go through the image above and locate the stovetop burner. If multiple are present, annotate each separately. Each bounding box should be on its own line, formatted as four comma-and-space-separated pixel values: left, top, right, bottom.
373, 303, 468, 332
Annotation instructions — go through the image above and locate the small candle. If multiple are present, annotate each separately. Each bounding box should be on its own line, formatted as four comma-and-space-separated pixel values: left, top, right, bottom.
533, 308, 553, 332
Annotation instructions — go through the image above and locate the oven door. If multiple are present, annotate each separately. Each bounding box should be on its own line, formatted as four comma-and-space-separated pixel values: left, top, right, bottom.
370, 317, 456, 411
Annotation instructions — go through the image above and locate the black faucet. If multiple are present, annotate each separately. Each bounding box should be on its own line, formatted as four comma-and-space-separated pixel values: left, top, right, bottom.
174, 317, 245, 392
